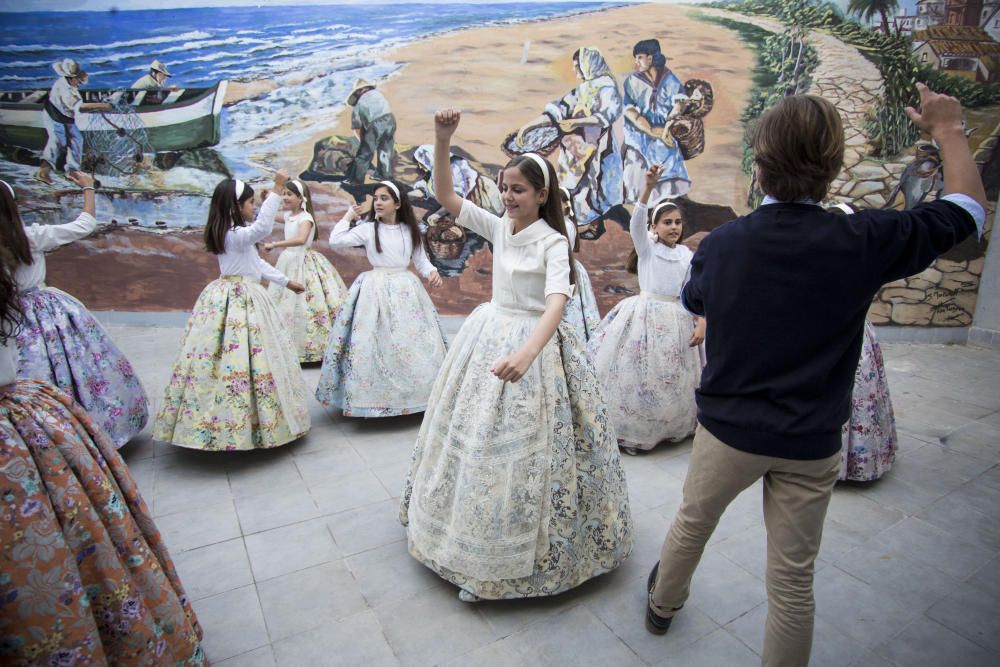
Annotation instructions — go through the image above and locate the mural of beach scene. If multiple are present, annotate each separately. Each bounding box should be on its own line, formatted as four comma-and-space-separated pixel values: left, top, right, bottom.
0, 0, 996, 322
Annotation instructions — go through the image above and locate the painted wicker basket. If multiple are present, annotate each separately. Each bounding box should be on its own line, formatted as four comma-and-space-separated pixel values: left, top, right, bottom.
671, 116, 705, 160
426, 218, 466, 260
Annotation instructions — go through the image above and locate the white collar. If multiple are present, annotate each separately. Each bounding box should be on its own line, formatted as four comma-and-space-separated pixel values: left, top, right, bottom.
760, 195, 818, 206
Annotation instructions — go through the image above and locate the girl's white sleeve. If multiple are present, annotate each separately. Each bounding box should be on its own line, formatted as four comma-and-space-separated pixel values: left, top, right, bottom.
455, 199, 499, 242
329, 215, 371, 247
629, 202, 652, 258
229, 192, 281, 249
24, 212, 98, 252
410, 238, 438, 278
256, 256, 289, 287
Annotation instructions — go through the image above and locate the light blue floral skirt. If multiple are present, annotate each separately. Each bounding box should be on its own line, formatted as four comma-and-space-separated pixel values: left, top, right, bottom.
16, 286, 149, 448
315, 269, 447, 417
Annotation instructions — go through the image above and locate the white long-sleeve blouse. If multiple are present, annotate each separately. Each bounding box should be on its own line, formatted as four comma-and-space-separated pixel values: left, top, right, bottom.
329, 215, 437, 278
218, 191, 289, 287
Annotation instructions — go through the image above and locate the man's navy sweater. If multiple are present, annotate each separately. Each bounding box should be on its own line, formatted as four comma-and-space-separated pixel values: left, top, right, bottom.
682, 199, 976, 460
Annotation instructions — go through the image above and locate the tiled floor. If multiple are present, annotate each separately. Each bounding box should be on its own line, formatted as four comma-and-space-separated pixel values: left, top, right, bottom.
109, 324, 1000, 666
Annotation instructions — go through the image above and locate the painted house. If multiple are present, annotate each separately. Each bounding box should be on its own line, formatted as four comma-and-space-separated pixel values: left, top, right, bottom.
983, 4, 1000, 40
912, 24, 1000, 81
893, 13, 928, 35
947, 0, 985, 24
917, 0, 948, 26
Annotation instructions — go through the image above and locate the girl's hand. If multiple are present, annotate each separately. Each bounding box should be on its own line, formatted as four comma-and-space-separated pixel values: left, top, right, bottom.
491, 347, 535, 383
645, 164, 664, 188
273, 169, 289, 192
67, 171, 94, 188
286, 280, 306, 294
262, 242, 274, 253
689, 317, 705, 347
426, 272, 443, 289
435, 109, 461, 142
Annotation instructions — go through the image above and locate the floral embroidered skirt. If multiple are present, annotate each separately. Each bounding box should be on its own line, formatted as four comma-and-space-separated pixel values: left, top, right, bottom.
15, 286, 149, 448
588, 293, 701, 450
315, 268, 447, 417
0, 379, 204, 665
267, 248, 348, 363
562, 259, 602, 342
840, 321, 897, 481
400, 302, 633, 599
152, 276, 311, 451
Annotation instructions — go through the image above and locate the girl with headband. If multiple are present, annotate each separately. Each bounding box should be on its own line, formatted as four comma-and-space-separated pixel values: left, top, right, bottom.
262, 179, 348, 363
400, 108, 632, 602
558, 185, 601, 341
152, 172, 311, 451
0, 247, 207, 666
0, 174, 150, 447
588, 163, 704, 455
316, 178, 446, 417
826, 203, 897, 482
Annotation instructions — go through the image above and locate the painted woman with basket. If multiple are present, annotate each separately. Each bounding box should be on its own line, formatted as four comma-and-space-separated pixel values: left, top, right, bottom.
316, 180, 447, 417
515, 47, 624, 227
622, 39, 709, 203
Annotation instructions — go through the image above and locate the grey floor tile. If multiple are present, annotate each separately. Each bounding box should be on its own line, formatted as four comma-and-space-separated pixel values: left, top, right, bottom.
227, 455, 304, 499
257, 560, 369, 642
825, 487, 906, 537
685, 552, 767, 626
193, 584, 269, 663
620, 460, 685, 512
376, 585, 500, 667
585, 571, 718, 664
714, 524, 767, 581
156, 499, 242, 553
813, 566, 920, 649
940, 421, 1000, 463
215, 645, 276, 667
345, 541, 443, 609
294, 444, 369, 486
725, 601, 867, 667
857, 471, 947, 515
832, 543, 960, 612
917, 491, 1000, 551
439, 640, 523, 667
876, 616, 996, 667
349, 433, 416, 471
151, 459, 233, 517
966, 554, 1000, 597
244, 517, 340, 582
327, 498, 406, 556
309, 468, 391, 515
849, 650, 896, 667
926, 581, 1000, 652
271, 610, 399, 667
503, 606, 643, 667
234, 484, 321, 535
372, 461, 412, 499
172, 537, 254, 601
654, 627, 760, 667
871, 517, 995, 580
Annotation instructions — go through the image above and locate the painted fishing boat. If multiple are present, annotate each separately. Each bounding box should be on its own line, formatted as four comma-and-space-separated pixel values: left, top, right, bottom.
0, 80, 228, 153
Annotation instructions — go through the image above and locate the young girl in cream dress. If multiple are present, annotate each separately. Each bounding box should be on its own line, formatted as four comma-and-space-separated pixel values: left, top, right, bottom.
315, 180, 447, 417
153, 171, 311, 451
400, 110, 632, 601
588, 164, 704, 454
264, 179, 347, 363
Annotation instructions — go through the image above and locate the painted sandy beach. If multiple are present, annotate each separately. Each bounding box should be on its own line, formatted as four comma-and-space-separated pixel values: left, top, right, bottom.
38, 3, 755, 315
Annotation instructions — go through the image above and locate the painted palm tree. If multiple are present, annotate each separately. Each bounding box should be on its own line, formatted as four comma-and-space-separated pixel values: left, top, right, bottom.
847, 0, 900, 34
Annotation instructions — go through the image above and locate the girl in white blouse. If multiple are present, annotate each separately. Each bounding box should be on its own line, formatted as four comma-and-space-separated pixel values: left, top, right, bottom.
1, 173, 149, 447
588, 164, 705, 454
263, 180, 348, 363
315, 179, 447, 417
153, 171, 311, 451
400, 109, 632, 602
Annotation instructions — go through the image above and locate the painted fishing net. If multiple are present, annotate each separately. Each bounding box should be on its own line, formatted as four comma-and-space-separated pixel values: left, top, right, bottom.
81, 97, 152, 176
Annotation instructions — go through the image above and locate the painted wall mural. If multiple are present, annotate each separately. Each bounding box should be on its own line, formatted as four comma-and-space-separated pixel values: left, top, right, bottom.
0, 0, 995, 324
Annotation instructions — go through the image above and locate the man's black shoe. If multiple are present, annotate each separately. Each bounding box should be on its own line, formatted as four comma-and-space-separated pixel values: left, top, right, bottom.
645, 561, 674, 635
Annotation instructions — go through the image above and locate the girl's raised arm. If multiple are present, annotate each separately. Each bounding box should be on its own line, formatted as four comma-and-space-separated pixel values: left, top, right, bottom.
433, 109, 466, 218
